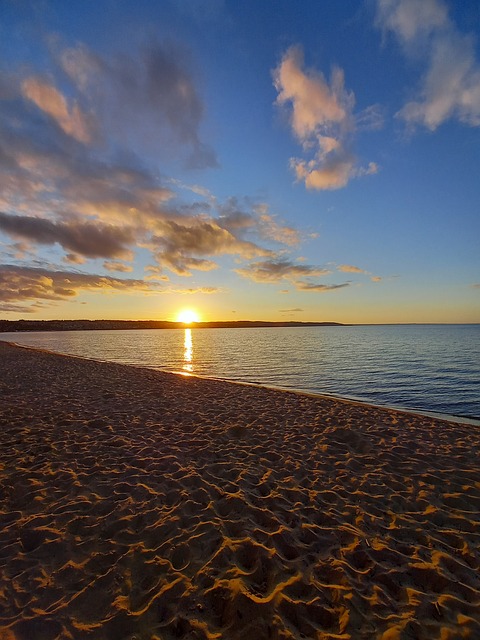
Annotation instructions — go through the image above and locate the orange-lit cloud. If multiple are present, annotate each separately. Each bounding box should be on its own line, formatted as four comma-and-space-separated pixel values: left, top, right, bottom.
0, 264, 159, 313
103, 261, 134, 273
274, 46, 348, 141
22, 77, 93, 143
273, 46, 380, 190
338, 264, 367, 273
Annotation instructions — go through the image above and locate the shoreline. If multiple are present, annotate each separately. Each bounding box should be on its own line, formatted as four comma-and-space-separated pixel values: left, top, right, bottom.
4, 338, 479, 427
1, 340, 479, 638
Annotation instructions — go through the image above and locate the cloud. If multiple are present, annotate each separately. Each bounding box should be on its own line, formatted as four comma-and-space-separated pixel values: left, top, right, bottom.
63, 253, 86, 265
295, 281, 350, 292
274, 47, 350, 140
0, 212, 134, 260
57, 41, 218, 168
0, 54, 304, 285
103, 261, 134, 273
151, 218, 272, 276
236, 258, 353, 293
236, 258, 330, 284
0, 78, 175, 226
338, 264, 367, 273
0, 264, 158, 311
279, 308, 303, 312
273, 46, 379, 190
376, 0, 448, 42
1, 32, 368, 312
170, 286, 220, 294
371, 275, 383, 282
22, 76, 93, 143
218, 198, 301, 246
376, 0, 480, 130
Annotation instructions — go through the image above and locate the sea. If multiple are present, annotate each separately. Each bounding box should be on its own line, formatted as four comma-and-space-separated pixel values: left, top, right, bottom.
1, 324, 479, 421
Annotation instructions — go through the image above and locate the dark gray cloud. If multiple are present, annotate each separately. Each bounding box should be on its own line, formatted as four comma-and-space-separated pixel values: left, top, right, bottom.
0, 212, 134, 259
295, 281, 349, 292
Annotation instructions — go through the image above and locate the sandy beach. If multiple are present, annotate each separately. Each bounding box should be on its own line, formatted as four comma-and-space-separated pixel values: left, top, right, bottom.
0, 341, 479, 640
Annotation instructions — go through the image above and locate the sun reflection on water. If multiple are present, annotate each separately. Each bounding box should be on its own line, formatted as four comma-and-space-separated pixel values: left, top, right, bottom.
183, 328, 193, 373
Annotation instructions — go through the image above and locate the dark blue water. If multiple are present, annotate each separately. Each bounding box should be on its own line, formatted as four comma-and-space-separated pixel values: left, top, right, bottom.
2, 324, 479, 420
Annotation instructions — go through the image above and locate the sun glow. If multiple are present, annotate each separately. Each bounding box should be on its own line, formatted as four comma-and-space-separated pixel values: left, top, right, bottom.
177, 309, 200, 324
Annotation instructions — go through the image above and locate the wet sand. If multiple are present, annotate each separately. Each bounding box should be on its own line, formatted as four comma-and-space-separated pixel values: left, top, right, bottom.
0, 340, 479, 639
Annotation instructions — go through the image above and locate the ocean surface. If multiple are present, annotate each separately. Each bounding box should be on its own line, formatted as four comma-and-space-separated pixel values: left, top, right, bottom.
2, 324, 479, 420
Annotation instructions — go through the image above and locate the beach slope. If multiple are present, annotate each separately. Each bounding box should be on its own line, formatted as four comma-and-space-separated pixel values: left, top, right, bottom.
0, 341, 479, 639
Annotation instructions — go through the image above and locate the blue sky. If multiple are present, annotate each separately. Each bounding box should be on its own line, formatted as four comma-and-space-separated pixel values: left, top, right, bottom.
0, 0, 479, 323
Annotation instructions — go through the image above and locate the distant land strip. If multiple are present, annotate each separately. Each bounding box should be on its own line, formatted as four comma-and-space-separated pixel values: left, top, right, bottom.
0, 320, 345, 332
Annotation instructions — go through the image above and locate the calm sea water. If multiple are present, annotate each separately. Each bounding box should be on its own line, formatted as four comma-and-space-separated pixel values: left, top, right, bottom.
2, 325, 479, 420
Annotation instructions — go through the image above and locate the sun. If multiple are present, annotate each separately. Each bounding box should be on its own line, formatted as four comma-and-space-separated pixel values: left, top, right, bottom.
177, 309, 201, 324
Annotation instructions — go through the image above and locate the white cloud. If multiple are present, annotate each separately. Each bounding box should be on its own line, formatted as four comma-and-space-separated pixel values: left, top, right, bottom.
376, 0, 448, 43
376, 0, 480, 130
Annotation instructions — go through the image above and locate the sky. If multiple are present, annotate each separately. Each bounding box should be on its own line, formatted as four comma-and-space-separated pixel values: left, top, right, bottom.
0, 0, 479, 324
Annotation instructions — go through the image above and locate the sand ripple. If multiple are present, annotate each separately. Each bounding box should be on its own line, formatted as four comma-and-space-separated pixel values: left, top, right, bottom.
0, 341, 479, 639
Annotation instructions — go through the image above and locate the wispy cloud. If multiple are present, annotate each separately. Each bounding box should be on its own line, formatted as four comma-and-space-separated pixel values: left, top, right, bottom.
170, 286, 221, 294
376, 0, 480, 130
56, 40, 218, 168
22, 76, 93, 144
295, 281, 350, 292
273, 45, 379, 190
235, 258, 350, 293
236, 258, 330, 284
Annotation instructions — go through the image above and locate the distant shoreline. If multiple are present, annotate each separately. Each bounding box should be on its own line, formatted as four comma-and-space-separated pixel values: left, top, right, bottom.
0, 319, 345, 332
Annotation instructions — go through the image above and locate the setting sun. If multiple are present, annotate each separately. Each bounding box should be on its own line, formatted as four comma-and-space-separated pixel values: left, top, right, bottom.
177, 309, 200, 324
